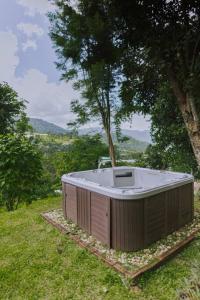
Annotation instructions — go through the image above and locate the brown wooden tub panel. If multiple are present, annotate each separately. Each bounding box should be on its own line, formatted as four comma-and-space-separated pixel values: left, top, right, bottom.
111, 199, 144, 251
90, 192, 110, 246
62, 182, 194, 252
178, 183, 194, 227
64, 184, 77, 223
77, 187, 91, 232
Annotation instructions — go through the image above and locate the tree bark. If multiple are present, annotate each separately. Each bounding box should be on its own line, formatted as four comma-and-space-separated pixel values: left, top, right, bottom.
96, 87, 117, 167
106, 129, 116, 167
178, 95, 200, 167
169, 72, 200, 167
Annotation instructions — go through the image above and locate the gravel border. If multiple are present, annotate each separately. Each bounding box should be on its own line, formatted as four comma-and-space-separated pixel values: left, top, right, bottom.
41, 209, 200, 279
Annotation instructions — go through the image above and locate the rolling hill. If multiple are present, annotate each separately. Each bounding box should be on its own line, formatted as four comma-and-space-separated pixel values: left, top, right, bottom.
29, 118, 68, 134
101, 132, 149, 152
78, 127, 151, 143
29, 118, 150, 152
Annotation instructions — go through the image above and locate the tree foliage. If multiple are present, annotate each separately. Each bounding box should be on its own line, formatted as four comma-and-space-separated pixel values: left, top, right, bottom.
149, 83, 198, 173
0, 83, 46, 210
135, 83, 199, 174
0, 135, 43, 211
51, 134, 108, 181
0, 82, 29, 134
111, 0, 200, 166
49, 0, 200, 170
49, 0, 125, 166
49, 0, 200, 169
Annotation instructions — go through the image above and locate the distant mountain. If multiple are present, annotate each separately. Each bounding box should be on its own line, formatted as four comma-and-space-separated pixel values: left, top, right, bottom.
78, 127, 149, 152
29, 118, 68, 135
119, 137, 148, 153
101, 132, 149, 152
78, 127, 151, 143
120, 129, 152, 144
28, 119, 151, 151
78, 127, 103, 136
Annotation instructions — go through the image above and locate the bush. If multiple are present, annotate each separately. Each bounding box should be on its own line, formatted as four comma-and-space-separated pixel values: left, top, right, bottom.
45, 134, 108, 186
0, 82, 28, 134
134, 144, 200, 178
62, 134, 108, 172
0, 134, 43, 211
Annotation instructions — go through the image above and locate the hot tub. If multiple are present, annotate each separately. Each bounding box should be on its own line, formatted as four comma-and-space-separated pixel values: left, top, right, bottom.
62, 167, 194, 251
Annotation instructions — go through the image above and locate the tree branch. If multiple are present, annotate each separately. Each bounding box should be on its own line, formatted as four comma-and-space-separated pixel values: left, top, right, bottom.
191, 33, 200, 71
168, 68, 186, 105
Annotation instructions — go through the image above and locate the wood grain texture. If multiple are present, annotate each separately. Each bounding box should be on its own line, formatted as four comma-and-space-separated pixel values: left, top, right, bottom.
62, 182, 194, 251
65, 184, 77, 223
111, 199, 144, 251
144, 194, 166, 246
77, 187, 90, 232
90, 192, 110, 246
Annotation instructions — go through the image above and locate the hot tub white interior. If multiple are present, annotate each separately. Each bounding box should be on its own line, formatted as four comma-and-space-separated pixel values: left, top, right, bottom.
62, 167, 193, 199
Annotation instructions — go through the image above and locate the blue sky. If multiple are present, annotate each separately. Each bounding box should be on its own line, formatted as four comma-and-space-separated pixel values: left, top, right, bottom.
0, 0, 150, 130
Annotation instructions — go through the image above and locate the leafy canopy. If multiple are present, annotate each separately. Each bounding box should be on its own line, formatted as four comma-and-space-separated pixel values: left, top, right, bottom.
0, 82, 29, 134
0, 82, 44, 210
52, 134, 108, 178
49, 0, 126, 166
0, 135, 43, 211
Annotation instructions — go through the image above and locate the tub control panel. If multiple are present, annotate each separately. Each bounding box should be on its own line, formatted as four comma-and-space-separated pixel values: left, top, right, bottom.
113, 168, 134, 187
115, 171, 132, 178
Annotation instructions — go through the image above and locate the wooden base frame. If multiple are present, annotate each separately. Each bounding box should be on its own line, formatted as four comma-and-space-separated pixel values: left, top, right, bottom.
41, 211, 199, 282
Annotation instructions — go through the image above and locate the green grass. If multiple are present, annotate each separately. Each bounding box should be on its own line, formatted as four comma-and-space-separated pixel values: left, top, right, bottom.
0, 197, 200, 300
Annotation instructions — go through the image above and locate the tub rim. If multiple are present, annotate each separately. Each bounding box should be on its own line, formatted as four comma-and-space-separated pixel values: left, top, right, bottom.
61, 167, 194, 200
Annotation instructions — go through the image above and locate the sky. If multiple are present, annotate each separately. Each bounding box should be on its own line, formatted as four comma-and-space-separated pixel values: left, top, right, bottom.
0, 0, 151, 131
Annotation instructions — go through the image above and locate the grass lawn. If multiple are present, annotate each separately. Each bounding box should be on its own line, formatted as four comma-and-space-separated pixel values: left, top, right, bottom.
0, 196, 200, 300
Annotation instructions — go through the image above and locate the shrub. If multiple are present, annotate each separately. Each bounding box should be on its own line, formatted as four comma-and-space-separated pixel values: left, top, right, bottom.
46, 134, 108, 187
0, 134, 43, 211
0, 82, 28, 134
61, 134, 108, 173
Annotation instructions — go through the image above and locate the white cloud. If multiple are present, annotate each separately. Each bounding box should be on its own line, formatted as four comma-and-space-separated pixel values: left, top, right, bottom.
17, 23, 44, 54
0, 31, 19, 82
0, 30, 77, 127
0, 30, 150, 130
17, 23, 44, 38
121, 115, 151, 131
13, 69, 76, 126
22, 40, 37, 52
16, 0, 53, 16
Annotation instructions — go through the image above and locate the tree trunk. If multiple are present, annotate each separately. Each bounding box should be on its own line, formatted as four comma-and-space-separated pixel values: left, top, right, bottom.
170, 73, 200, 167
106, 130, 116, 167
177, 95, 200, 166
